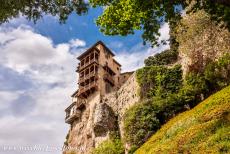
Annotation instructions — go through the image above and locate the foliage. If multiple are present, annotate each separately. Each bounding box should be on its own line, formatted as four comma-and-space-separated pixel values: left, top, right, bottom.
136, 64, 182, 98
0, 0, 88, 24
187, 0, 230, 30
92, 137, 124, 154
90, 0, 230, 46
90, 0, 185, 46
0, 1, 229, 46
204, 53, 230, 92
144, 49, 178, 66
135, 85, 230, 154
124, 65, 182, 148
124, 101, 160, 147
126, 53, 230, 151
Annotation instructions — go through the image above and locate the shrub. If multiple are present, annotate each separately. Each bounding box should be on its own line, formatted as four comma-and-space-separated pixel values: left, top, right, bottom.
135, 85, 230, 154
92, 137, 124, 154
204, 53, 230, 92
124, 101, 160, 147
136, 65, 182, 98
144, 49, 178, 66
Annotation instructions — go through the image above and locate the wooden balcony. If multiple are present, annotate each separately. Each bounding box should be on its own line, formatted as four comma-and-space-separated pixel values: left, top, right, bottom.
103, 73, 115, 86
65, 109, 81, 124
76, 58, 99, 72
78, 81, 98, 98
78, 72, 98, 84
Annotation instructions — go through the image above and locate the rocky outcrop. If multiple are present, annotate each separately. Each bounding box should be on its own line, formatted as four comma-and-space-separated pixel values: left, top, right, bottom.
64, 73, 140, 154
93, 103, 116, 137
176, 10, 230, 76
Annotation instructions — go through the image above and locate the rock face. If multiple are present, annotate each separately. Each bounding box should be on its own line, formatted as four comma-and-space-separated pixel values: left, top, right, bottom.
64, 73, 140, 154
176, 10, 230, 76
93, 102, 116, 137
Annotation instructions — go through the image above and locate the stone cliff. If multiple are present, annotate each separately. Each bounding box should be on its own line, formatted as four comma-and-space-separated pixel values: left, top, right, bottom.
64, 73, 140, 154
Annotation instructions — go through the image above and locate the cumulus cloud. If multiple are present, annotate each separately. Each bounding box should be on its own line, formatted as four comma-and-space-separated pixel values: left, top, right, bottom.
69, 38, 86, 48
0, 25, 83, 154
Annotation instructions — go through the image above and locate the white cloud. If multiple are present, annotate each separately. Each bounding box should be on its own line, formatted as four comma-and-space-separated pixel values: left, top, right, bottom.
158, 23, 170, 43
109, 41, 124, 49
0, 25, 81, 154
115, 43, 169, 72
69, 38, 86, 48
115, 23, 170, 72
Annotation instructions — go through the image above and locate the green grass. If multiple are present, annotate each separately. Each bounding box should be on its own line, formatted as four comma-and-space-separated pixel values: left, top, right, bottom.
135, 85, 230, 154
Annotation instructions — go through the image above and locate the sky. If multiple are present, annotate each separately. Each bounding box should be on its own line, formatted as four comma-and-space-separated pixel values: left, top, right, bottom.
0, 7, 169, 154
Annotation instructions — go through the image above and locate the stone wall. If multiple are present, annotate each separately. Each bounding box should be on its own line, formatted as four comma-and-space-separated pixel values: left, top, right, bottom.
101, 72, 140, 139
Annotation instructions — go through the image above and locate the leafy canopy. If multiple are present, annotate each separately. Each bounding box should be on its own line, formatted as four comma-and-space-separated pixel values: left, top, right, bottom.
0, 0, 88, 24
90, 0, 230, 46
0, 0, 229, 46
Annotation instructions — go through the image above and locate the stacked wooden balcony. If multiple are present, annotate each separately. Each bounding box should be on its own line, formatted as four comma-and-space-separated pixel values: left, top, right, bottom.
78, 70, 98, 84
78, 81, 98, 98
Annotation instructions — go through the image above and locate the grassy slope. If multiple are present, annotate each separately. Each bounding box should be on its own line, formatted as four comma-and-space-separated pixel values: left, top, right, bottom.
136, 85, 230, 154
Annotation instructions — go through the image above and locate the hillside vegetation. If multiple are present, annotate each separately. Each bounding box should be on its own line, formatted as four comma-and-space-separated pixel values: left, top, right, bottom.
92, 9, 230, 154
136, 85, 230, 154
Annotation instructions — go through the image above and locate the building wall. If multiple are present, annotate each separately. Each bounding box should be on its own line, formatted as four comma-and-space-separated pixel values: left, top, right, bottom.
95, 44, 121, 96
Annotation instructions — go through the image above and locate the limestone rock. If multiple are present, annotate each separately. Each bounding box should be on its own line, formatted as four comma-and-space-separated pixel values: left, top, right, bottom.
93, 102, 116, 137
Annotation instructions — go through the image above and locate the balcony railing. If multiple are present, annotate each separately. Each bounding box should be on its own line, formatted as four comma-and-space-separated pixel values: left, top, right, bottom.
78, 71, 98, 83
77, 58, 99, 72
78, 81, 98, 96
103, 73, 115, 85
65, 109, 81, 124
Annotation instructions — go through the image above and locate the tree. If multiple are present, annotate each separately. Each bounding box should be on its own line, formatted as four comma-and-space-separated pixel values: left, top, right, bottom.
0, 0, 229, 46
0, 0, 88, 24
90, 0, 230, 46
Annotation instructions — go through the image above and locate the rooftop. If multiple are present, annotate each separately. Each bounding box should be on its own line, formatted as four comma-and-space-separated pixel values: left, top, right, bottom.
77, 41, 115, 60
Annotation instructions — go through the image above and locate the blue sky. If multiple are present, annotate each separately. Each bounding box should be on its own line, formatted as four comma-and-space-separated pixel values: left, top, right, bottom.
0, 7, 169, 154
8, 7, 144, 51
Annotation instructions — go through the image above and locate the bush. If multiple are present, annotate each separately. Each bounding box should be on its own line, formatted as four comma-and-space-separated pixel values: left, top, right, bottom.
204, 53, 230, 92
124, 101, 160, 147
92, 137, 124, 154
144, 49, 178, 66
136, 65, 182, 98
